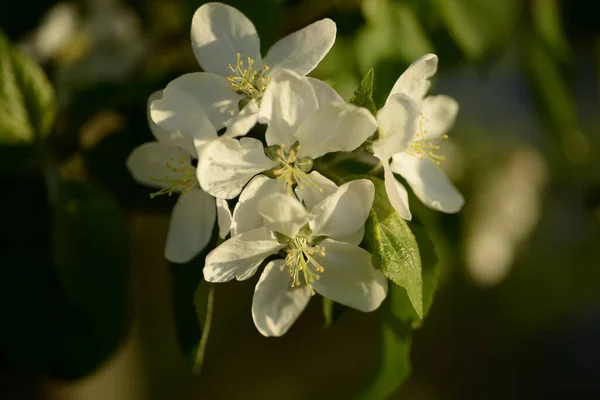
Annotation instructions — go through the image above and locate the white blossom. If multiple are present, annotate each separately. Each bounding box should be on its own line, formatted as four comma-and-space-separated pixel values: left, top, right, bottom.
127, 91, 231, 263
372, 54, 464, 220
197, 69, 376, 201
149, 2, 337, 139
203, 179, 387, 336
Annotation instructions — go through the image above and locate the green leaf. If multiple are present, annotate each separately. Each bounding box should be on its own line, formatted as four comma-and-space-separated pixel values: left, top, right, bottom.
363, 176, 424, 318
0, 32, 56, 144
356, 317, 412, 400
322, 298, 346, 329
432, 0, 518, 60
0, 177, 131, 380
349, 69, 378, 115
532, 0, 572, 64
52, 180, 131, 330
356, 0, 433, 73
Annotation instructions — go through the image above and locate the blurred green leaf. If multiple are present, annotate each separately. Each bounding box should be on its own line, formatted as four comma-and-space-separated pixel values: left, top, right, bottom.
357, 317, 412, 400
52, 180, 131, 331
0, 176, 130, 380
532, 0, 572, 64
349, 69, 377, 115
431, 0, 518, 60
363, 176, 424, 318
521, 33, 581, 156
0, 32, 56, 144
322, 297, 346, 329
356, 0, 433, 72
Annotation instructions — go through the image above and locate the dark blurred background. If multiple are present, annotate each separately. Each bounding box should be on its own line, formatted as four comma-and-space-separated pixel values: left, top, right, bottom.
1, 0, 599, 398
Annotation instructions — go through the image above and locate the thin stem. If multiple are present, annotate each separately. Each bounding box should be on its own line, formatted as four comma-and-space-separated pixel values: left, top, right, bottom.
194, 284, 215, 374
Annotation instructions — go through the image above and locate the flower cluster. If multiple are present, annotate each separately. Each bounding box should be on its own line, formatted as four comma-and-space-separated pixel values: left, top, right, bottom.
126, 2, 463, 336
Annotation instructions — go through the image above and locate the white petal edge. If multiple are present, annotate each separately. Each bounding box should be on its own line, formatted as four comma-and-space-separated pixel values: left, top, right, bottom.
295, 171, 338, 210
257, 193, 311, 238
191, 3, 262, 76
197, 137, 277, 199
373, 93, 420, 160
294, 102, 377, 159
311, 239, 388, 312
216, 198, 232, 239
203, 227, 284, 282
306, 77, 344, 106
252, 259, 312, 337
388, 53, 438, 101
258, 69, 318, 147
126, 142, 192, 189
231, 175, 287, 236
419, 95, 459, 139
310, 179, 374, 239
381, 158, 412, 220
165, 188, 216, 264
151, 73, 236, 137
391, 152, 464, 213
263, 18, 336, 76
223, 100, 260, 138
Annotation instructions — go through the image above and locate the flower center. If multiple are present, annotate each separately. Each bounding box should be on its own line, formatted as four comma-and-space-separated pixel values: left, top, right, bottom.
227, 53, 270, 106
148, 156, 197, 198
264, 141, 321, 195
409, 112, 448, 165
282, 235, 326, 292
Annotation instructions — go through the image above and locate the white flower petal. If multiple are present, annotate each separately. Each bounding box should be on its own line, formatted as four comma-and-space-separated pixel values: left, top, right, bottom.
420, 95, 459, 139
126, 142, 192, 189
252, 259, 311, 337
258, 193, 311, 238
203, 227, 284, 282
258, 69, 318, 147
388, 53, 438, 101
223, 100, 259, 138
306, 77, 344, 106
263, 18, 336, 76
382, 158, 412, 220
231, 175, 287, 236
334, 226, 365, 246
147, 91, 171, 141
197, 137, 277, 199
216, 198, 232, 239
165, 188, 216, 264
295, 171, 338, 210
391, 152, 464, 213
310, 179, 374, 239
150, 74, 225, 146
311, 239, 388, 312
191, 3, 261, 76
373, 93, 420, 160
294, 103, 377, 159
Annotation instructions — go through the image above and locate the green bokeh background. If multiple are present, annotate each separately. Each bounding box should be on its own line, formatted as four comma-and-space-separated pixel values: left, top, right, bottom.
1, 0, 599, 398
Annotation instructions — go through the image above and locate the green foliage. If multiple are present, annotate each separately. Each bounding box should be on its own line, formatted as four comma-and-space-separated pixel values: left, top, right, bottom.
431, 0, 518, 60
532, 0, 572, 64
322, 297, 346, 329
52, 180, 131, 331
0, 32, 56, 144
349, 69, 378, 115
357, 315, 412, 400
363, 176, 424, 318
357, 176, 439, 398
356, 0, 433, 73
521, 33, 579, 149
0, 176, 131, 379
